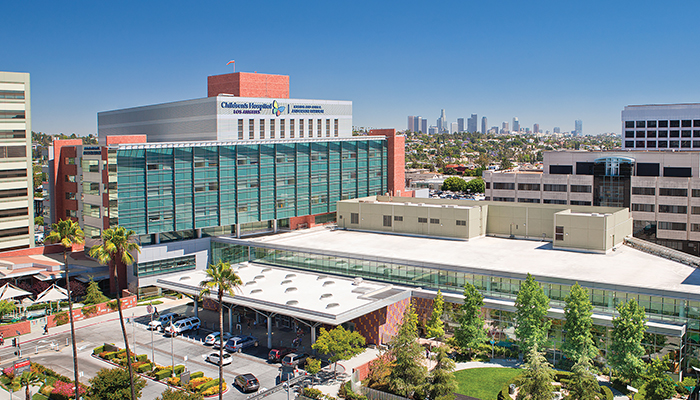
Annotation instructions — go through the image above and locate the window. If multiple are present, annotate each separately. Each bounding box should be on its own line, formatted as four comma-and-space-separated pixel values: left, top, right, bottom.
658, 120, 668, 128
290, 119, 295, 138
658, 130, 668, 138
576, 162, 594, 175
64, 175, 76, 182
383, 215, 392, 227
632, 187, 655, 196
66, 210, 77, 218
260, 119, 265, 139
647, 141, 657, 148
549, 165, 573, 175
394, 215, 403, 222
418, 217, 428, 223
555, 226, 564, 241
692, 206, 700, 215
317, 119, 322, 137
636, 140, 645, 148
249, 120, 255, 139
518, 198, 540, 203
0, 146, 26, 159
0, 111, 25, 119
84, 182, 100, 195
625, 131, 634, 138
683, 130, 692, 137
492, 197, 515, 202
658, 141, 668, 148
636, 121, 646, 128
670, 120, 680, 128
0, 90, 24, 99
280, 119, 286, 139
658, 221, 686, 231
570, 185, 591, 193
270, 119, 275, 139
430, 218, 440, 224
659, 205, 687, 214
334, 119, 339, 137
456, 220, 466, 226
647, 120, 657, 128
683, 120, 692, 127
664, 167, 692, 177
238, 119, 244, 140
83, 204, 101, 218
636, 163, 660, 177
326, 119, 331, 137
636, 131, 645, 138
659, 188, 688, 196
647, 131, 656, 138
0, 188, 26, 199
569, 200, 591, 206
692, 224, 700, 232
0, 130, 25, 139
631, 204, 654, 212
485, 182, 490, 189
299, 119, 304, 138
518, 183, 540, 191
0, 227, 28, 238
625, 121, 634, 128
135, 255, 196, 277
350, 213, 359, 224
0, 208, 28, 218
493, 182, 515, 190
543, 199, 567, 204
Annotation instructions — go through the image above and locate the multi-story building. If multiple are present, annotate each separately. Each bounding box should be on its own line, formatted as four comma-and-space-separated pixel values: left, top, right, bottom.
622, 103, 700, 151
481, 116, 487, 134
48, 72, 405, 294
533, 123, 540, 134
575, 119, 583, 136
0, 72, 34, 251
467, 114, 477, 133
450, 122, 458, 134
421, 118, 427, 134
407, 116, 424, 133
457, 118, 465, 133
501, 122, 509, 134
437, 109, 447, 133
483, 150, 700, 256
407, 116, 415, 132
512, 117, 520, 133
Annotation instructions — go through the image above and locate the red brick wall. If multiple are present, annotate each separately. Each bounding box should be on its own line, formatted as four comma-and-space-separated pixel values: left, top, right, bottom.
52, 139, 82, 223
0, 243, 84, 257
368, 129, 405, 196
288, 212, 335, 230
208, 72, 290, 99
353, 297, 410, 345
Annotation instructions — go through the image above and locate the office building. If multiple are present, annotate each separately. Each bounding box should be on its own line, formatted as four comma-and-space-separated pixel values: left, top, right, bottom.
407, 116, 423, 133
467, 114, 477, 133
481, 116, 487, 134
421, 119, 427, 134
47, 72, 406, 294
533, 123, 540, 134
501, 122, 509, 134
512, 117, 520, 133
622, 103, 700, 151
0, 72, 34, 251
553, 127, 561, 134
437, 109, 447, 133
450, 122, 458, 134
483, 150, 700, 256
457, 118, 465, 133
575, 119, 583, 136
407, 116, 415, 132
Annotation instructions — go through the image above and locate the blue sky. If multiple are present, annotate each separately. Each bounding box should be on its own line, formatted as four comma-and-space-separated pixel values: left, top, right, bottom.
6, 1, 700, 136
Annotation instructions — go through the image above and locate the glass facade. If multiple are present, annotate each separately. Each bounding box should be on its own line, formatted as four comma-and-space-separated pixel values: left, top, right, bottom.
116, 139, 387, 235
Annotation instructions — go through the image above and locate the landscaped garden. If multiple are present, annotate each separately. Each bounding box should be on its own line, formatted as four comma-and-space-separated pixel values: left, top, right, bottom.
454, 368, 522, 400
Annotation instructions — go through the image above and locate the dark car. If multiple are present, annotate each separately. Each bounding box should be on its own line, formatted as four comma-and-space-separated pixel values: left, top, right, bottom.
281, 353, 310, 368
224, 335, 259, 353
234, 373, 260, 393
269, 347, 295, 362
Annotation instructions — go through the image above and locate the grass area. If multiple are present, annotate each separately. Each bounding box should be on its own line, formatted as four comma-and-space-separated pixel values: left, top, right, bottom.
454, 367, 522, 400
32, 393, 48, 400
138, 300, 164, 306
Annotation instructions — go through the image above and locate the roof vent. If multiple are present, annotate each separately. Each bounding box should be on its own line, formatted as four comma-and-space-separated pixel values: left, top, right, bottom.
323, 281, 335, 287
285, 287, 298, 293
262, 267, 272, 273
285, 273, 297, 279
317, 275, 327, 280
281, 280, 293, 285
250, 289, 262, 294
326, 303, 340, 309
179, 276, 191, 281
353, 277, 363, 285
239, 262, 250, 268
320, 293, 333, 300
245, 281, 256, 286
286, 300, 299, 306
254, 275, 265, 280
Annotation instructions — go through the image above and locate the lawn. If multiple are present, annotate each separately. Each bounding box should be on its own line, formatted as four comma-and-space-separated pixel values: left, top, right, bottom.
454, 367, 522, 400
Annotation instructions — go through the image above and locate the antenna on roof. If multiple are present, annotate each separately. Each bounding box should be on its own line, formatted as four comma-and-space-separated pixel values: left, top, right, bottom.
226, 60, 235, 73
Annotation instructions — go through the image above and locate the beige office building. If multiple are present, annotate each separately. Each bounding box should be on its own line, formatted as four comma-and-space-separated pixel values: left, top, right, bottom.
0, 72, 34, 251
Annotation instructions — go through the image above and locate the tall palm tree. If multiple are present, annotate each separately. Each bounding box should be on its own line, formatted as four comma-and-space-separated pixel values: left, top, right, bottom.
16, 371, 42, 400
89, 226, 141, 400
45, 218, 84, 400
199, 261, 242, 400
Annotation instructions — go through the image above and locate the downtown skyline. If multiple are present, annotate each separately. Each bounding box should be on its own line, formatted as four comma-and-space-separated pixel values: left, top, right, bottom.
5, 1, 700, 137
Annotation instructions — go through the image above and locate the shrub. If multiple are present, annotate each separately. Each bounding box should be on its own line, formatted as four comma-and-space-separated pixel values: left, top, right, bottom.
102, 351, 118, 360
554, 371, 572, 382
136, 363, 152, 373
93, 345, 104, 355
304, 388, 324, 399
136, 354, 148, 362
186, 377, 212, 392
2, 366, 14, 379
168, 376, 181, 386
497, 384, 510, 400
174, 364, 185, 375
198, 378, 224, 393
676, 383, 690, 395
81, 305, 98, 318
40, 385, 53, 397
190, 371, 204, 380
107, 300, 118, 311
51, 380, 87, 400
155, 368, 173, 380
54, 312, 69, 326
202, 382, 227, 396
600, 385, 614, 400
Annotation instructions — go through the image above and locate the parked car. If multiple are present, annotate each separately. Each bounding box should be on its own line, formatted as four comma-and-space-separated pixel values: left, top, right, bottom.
268, 347, 295, 363
205, 332, 233, 346
281, 353, 310, 368
206, 351, 232, 366
234, 373, 260, 393
224, 335, 259, 353
148, 313, 179, 331
164, 316, 201, 336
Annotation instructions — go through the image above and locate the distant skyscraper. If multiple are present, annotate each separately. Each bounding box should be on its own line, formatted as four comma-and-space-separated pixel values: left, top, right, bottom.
512, 117, 520, 133
407, 116, 415, 132
438, 109, 447, 133
429, 126, 438, 135
421, 119, 427, 134
502, 122, 509, 134
481, 117, 487, 134
450, 122, 458, 134
457, 118, 465, 133
553, 127, 561, 134
467, 114, 477, 133
533, 123, 540, 134
415, 116, 423, 133
575, 120, 583, 136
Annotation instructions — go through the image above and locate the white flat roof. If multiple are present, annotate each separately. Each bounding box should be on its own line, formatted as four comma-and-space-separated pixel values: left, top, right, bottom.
156, 263, 410, 325
228, 229, 700, 300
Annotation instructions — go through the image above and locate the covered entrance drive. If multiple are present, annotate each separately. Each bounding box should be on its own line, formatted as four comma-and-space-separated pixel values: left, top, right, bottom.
154, 262, 411, 348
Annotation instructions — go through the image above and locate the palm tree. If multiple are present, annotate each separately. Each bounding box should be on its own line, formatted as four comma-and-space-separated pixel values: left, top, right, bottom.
89, 226, 141, 400
199, 261, 242, 400
16, 371, 42, 400
45, 218, 84, 400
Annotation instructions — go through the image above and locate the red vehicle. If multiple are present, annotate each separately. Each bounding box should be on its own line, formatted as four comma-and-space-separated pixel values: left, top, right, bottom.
268, 347, 295, 362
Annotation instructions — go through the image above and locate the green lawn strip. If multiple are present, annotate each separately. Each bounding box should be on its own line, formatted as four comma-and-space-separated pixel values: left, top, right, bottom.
32, 393, 49, 400
138, 300, 164, 306
454, 367, 522, 400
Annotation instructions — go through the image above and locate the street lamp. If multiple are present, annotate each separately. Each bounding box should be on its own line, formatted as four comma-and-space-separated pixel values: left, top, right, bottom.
283, 382, 290, 400
169, 319, 175, 377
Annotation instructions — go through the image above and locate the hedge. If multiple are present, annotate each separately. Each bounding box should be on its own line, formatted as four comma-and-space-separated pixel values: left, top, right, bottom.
136, 363, 152, 373
190, 371, 204, 380
600, 385, 614, 400
102, 351, 118, 360
174, 365, 185, 375
554, 371, 572, 382
155, 368, 173, 380
136, 354, 148, 362
93, 345, 104, 355
198, 378, 224, 393
202, 382, 227, 396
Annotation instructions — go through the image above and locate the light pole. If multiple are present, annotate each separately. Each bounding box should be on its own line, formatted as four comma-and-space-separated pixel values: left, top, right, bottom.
170, 319, 175, 377
132, 312, 135, 354
283, 382, 290, 400
150, 312, 154, 362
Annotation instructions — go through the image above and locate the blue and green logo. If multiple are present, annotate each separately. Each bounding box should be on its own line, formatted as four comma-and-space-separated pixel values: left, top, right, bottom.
272, 100, 285, 117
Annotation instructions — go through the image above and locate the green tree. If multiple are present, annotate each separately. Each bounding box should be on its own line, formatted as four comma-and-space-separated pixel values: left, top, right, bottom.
388, 305, 427, 397
428, 346, 457, 400
644, 358, 676, 400
199, 261, 242, 400
441, 176, 467, 192
89, 227, 141, 400
563, 283, 597, 363
609, 299, 646, 382
84, 278, 109, 305
464, 178, 485, 194
45, 218, 85, 400
515, 274, 550, 358
500, 157, 513, 171
155, 388, 203, 400
517, 345, 555, 400
312, 326, 366, 374
476, 153, 490, 168
15, 371, 41, 400
365, 351, 393, 391
567, 356, 600, 400
305, 358, 322, 376
34, 216, 43, 226
425, 290, 445, 339
454, 282, 487, 356
88, 367, 147, 400
0, 300, 16, 318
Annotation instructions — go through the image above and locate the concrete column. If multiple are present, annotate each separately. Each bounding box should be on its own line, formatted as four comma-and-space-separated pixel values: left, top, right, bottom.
228, 306, 233, 334
235, 224, 241, 238
311, 324, 317, 355
194, 297, 199, 318
273, 219, 278, 233
196, 228, 202, 238
155, 233, 160, 244
267, 314, 273, 349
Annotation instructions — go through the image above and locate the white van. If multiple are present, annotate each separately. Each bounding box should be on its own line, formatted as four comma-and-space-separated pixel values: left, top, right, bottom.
148, 313, 179, 331
164, 316, 201, 336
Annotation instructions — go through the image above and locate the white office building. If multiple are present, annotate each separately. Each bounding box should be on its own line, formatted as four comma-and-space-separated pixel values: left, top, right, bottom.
622, 103, 700, 151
